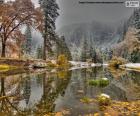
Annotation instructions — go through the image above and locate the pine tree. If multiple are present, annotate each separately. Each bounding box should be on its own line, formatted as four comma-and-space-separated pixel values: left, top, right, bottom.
36, 45, 43, 59
39, 0, 59, 60
93, 48, 97, 63
129, 47, 140, 63
108, 48, 113, 60
127, 8, 140, 62
89, 45, 94, 62
24, 25, 32, 55
81, 38, 88, 62
133, 8, 140, 40
56, 36, 72, 60
89, 39, 97, 63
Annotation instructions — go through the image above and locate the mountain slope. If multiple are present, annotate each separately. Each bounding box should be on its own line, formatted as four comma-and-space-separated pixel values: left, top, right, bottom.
57, 21, 125, 60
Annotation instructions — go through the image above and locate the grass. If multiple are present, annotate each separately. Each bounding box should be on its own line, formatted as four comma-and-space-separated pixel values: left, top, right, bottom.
0, 64, 18, 72
0, 64, 10, 70
80, 96, 94, 104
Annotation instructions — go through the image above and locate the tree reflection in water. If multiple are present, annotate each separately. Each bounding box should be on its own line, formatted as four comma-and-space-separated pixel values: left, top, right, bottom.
34, 70, 72, 115
0, 77, 23, 115
0, 70, 72, 115
0, 67, 140, 115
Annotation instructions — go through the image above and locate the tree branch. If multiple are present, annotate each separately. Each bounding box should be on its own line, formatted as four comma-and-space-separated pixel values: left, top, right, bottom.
6, 14, 33, 39
5, 14, 19, 33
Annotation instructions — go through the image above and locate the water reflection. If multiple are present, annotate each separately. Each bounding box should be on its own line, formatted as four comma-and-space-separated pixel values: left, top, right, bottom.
0, 67, 140, 115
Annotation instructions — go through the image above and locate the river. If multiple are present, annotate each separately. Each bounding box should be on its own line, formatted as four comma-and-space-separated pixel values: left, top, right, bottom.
0, 66, 140, 115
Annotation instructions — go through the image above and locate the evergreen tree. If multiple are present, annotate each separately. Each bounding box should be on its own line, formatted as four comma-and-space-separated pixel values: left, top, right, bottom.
108, 48, 113, 60
36, 45, 43, 59
56, 36, 72, 60
104, 48, 108, 61
81, 38, 88, 62
122, 21, 128, 40
39, 0, 59, 60
93, 48, 97, 63
126, 9, 140, 62
24, 25, 32, 55
89, 45, 94, 62
130, 48, 140, 63
133, 8, 140, 40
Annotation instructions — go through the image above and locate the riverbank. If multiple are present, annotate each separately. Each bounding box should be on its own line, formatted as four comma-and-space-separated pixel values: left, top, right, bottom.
0, 58, 48, 69
0, 58, 140, 73
120, 63, 140, 72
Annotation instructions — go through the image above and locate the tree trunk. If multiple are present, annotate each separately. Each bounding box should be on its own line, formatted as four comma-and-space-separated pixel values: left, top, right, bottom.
19, 48, 21, 59
0, 78, 5, 96
1, 43, 6, 57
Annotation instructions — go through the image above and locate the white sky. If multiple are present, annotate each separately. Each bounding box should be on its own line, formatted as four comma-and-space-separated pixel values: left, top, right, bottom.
6, 0, 137, 31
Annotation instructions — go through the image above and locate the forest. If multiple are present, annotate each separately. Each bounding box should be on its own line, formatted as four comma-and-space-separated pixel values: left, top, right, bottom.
0, 0, 140, 115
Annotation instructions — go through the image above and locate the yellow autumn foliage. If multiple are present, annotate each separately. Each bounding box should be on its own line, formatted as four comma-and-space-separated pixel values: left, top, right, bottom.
0, 64, 17, 72
57, 54, 70, 68
109, 56, 127, 68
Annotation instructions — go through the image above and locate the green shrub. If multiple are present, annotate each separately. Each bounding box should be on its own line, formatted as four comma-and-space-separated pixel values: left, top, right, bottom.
89, 80, 98, 86
88, 78, 109, 88
99, 79, 109, 87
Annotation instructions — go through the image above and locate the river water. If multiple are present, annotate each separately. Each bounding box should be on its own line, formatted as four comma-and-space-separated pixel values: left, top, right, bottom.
0, 67, 140, 115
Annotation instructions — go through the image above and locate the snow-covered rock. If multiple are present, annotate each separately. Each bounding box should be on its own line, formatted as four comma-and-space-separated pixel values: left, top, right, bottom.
100, 93, 110, 99
102, 78, 108, 81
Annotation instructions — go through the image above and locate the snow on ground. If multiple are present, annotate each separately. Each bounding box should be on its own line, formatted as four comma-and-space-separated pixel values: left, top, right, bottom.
69, 61, 140, 71
120, 63, 140, 71
69, 61, 107, 70
69, 61, 108, 67
103, 63, 109, 66
125, 63, 140, 69
69, 61, 95, 67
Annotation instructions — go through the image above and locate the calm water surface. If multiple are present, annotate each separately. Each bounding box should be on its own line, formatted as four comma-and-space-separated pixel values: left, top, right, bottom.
0, 67, 140, 115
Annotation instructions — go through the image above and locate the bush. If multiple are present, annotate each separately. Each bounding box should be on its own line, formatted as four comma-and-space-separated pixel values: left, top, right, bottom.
99, 79, 109, 87
88, 78, 109, 88
89, 79, 98, 86
109, 56, 127, 68
97, 94, 111, 106
57, 54, 70, 68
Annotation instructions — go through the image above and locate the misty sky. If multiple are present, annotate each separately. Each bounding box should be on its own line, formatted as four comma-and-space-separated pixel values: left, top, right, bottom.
7, 0, 139, 30
55, 0, 139, 30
